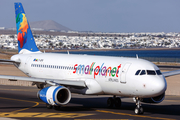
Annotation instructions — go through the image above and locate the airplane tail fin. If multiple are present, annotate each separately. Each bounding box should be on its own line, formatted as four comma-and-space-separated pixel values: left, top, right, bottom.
14, 3, 40, 54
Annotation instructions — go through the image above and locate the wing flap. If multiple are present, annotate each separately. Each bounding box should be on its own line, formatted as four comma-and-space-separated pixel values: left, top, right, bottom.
0, 75, 86, 87
53, 79, 86, 87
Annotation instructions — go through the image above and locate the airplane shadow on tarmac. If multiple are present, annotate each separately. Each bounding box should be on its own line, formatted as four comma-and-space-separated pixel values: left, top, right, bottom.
66, 97, 180, 116
0, 91, 179, 116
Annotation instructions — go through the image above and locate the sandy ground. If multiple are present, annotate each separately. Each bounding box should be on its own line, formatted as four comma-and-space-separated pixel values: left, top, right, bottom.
0, 64, 32, 86
165, 74, 180, 95
0, 64, 179, 95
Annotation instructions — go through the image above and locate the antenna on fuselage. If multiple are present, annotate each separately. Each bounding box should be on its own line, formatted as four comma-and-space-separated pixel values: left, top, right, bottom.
136, 54, 138, 59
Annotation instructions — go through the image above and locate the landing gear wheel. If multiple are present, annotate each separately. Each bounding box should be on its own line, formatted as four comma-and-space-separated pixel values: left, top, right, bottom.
114, 97, 121, 108
134, 107, 140, 115
54, 105, 61, 110
134, 107, 143, 115
46, 104, 53, 109
134, 97, 144, 114
139, 106, 144, 114
107, 97, 114, 108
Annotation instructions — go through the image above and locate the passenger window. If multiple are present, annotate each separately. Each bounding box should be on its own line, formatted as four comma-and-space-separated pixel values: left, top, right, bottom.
156, 70, 162, 75
147, 70, 156, 75
140, 70, 146, 75
135, 70, 141, 75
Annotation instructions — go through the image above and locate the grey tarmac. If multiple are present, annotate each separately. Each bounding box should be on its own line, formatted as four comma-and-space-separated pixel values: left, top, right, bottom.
0, 85, 179, 120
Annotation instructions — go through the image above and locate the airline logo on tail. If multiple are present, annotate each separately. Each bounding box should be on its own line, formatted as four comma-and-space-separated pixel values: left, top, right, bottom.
16, 13, 28, 48
15, 3, 40, 53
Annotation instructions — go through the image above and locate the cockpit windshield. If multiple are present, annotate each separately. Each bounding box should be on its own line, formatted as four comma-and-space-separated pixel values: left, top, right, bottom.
140, 70, 146, 75
135, 69, 162, 76
156, 70, 162, 75
135, 70, 141, 75
147, 70, 156, 75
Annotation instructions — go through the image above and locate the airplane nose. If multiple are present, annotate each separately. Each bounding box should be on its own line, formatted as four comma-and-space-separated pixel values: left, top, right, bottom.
152, 77, 167, 95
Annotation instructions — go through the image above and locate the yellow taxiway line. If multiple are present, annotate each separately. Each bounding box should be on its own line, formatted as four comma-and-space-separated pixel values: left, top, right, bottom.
0, 97, 40, 112
0, 90, 178, 119
0, 112, 93, 118
0, 96, 94, 118
96, 110, 176, 120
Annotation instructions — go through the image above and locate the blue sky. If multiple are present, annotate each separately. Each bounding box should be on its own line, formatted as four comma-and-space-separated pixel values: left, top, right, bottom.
0, 0, 180, 32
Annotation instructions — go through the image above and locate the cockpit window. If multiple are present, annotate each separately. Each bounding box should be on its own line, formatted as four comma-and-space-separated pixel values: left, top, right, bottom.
147, 70, 156, 75
135, 70, 141, 75
156, 70, 162, 75
140, 70, 146, 75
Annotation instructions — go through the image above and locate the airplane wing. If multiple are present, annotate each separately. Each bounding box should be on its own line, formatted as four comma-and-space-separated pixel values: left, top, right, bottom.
0, 75, 86, 88
162, 69, 180, 77
0, 59, 86, 88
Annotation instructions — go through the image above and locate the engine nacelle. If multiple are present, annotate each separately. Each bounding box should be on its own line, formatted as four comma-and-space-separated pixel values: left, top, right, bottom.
37, 86, 71, 106
141, 92, 165, 103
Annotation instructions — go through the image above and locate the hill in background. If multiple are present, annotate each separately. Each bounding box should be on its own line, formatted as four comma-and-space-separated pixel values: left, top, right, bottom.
29, 20, 71, 32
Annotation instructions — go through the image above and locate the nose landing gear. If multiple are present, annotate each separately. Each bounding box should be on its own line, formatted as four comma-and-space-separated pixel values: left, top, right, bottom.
134, 97, 144, 114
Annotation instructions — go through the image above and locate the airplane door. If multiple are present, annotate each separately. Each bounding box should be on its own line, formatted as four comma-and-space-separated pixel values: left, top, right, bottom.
120, 63, 131, 83
25, 56, 32, 75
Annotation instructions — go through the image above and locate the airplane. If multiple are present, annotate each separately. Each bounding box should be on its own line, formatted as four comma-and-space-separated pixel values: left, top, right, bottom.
0, 2, 180, 115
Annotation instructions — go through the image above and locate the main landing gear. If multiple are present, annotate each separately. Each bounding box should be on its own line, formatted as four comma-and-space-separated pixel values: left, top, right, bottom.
107, 96, 144, 114
46, 104, 61, 110
107, 95, 121, 108
134, 97, 144, 115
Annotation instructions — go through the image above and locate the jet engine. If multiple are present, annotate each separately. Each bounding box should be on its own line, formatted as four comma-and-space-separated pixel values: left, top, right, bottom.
141, 92, 165, 103
37, 86, 71, 106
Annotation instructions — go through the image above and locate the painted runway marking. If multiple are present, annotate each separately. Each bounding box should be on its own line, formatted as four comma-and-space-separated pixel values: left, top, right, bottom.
96, 110, 176, 120
0, 97, 40, 112
75, 119, 130, 120
0, 96, 178, 119
0, 97, 94, 118
0, 112, 93, 118
165, 100, 180, 102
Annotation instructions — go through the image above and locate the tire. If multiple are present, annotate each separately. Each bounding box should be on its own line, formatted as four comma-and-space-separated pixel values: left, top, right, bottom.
134, 107, 140, 115
114, 97, 121, 108
107, 98, 114, 108
54, 105, 61, 110
46, 104, 53, 109
139, 107, 144, 114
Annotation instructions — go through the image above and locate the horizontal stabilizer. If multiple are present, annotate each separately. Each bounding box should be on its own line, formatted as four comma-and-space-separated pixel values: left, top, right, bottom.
0, 59, 20, 64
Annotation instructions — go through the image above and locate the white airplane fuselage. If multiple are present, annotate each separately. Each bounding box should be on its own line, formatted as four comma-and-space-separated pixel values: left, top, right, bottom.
11, 53, 167, 98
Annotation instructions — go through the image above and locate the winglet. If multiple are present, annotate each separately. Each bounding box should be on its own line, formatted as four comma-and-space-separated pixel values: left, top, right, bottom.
14, 3, 40, 54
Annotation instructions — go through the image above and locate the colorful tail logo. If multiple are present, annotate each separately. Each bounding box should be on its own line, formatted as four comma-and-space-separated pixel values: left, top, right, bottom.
15, 3, 39, 53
